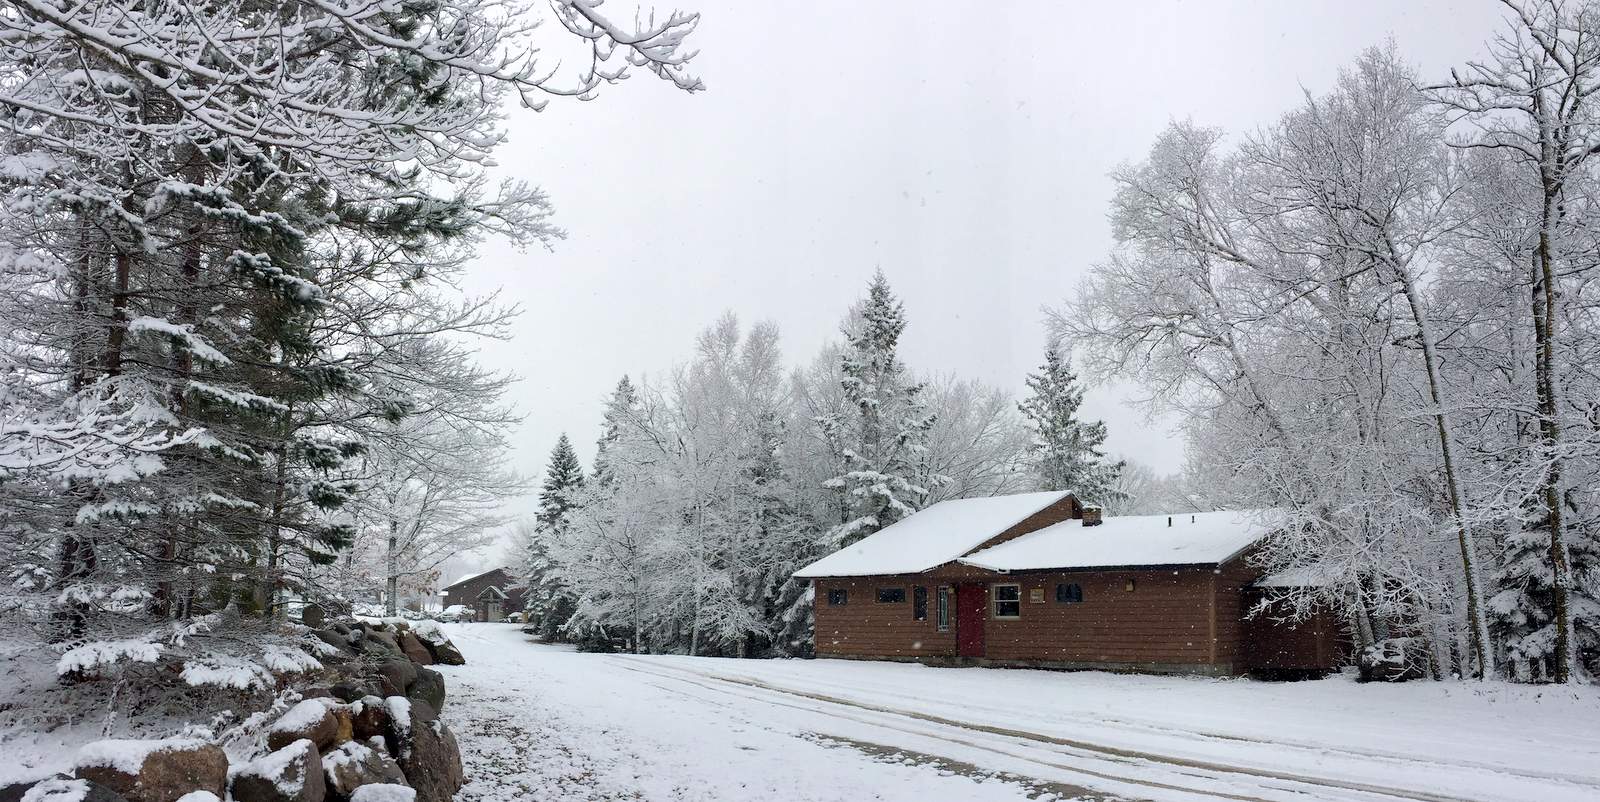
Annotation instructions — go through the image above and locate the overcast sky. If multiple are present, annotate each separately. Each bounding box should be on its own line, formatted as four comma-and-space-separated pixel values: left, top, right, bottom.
449, 0, 1509, 575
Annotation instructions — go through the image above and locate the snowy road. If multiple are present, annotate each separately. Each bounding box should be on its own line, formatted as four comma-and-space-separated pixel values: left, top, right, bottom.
434, 624, 1600, 802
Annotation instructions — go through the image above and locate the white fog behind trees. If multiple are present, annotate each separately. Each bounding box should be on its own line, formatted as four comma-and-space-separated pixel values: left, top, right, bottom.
517, 272, 1127, 656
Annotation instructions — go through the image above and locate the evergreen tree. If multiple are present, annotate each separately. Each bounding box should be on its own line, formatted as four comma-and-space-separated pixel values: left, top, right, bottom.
539, 434, 588, 531
1489, 508, 1600, 680
591, 377, 640, 487
521, 434, 586, 640
1018, 342, 1123, 505
819, 272, 944, 546
562, 377, 653, 651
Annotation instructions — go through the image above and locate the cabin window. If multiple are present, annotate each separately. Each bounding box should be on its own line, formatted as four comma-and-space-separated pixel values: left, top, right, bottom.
913, 586, 928, 620
935, 586, 950, 631
827, 589, 848, 606
994, 584, 1021, 618
877, 587, 906, 604
1056, 583, 1084, 604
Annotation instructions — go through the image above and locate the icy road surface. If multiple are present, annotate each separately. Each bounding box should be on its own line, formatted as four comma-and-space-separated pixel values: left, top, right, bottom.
434, 624, 1600, 802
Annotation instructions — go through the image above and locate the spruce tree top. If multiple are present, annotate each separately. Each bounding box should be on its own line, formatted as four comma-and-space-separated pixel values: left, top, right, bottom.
537, 433, 586, 531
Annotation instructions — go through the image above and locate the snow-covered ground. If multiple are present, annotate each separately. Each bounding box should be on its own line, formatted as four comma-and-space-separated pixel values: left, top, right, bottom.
437, 623, 1600, 802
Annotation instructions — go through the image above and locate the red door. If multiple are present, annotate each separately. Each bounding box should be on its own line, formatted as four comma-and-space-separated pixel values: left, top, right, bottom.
956, 582, 986, 658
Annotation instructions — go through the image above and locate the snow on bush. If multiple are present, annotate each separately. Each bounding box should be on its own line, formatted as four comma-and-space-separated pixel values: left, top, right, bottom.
303, 637, 344, 658
260, 646, 322, 674
76, 737, 212, 774
57, 639, 161, 676
180, 656, 272, 691
174, 793, 220, 802
350, 784, 415, 802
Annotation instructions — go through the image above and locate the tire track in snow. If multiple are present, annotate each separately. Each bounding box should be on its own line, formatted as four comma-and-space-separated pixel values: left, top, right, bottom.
608, 656, 1517, 802
694, 664, 1600, 789
772, 673, 1600, 790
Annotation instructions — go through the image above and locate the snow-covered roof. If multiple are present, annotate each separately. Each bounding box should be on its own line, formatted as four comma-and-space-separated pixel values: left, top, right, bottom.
441, 566, 507, 592
959, 509, 1285, 572
1255, 567, 1335, 588
793, 491, 1072, 578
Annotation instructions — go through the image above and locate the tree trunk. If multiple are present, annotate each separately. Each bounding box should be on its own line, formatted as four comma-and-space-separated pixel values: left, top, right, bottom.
386, 516, 400, 616
1393, 265, 1494, 679
1534, 210, 1575, 683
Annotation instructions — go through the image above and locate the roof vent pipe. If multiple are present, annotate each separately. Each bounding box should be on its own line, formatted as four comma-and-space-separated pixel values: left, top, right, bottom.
1167, 516, 1172, 527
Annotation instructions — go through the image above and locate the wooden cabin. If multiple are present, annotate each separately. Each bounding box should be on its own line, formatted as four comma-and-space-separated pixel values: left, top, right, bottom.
794, 491, 1342, 676
440, 567, 525, 622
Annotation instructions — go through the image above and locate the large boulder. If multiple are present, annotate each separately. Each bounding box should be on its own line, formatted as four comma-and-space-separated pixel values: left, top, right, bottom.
363, 632, 403, 658
75, 739, 228, 802
422, 638, 463, 667
328, 681, 380, 705
4, 776, 126, 802
395, 633, 432, 667
374, 660, 416, 699
327, 706, 355, 747
405, 668, 444, 713
348, 697, 389, 743
231, 740, 325, 802
407, 624, 463, 666
320, 739, 406, 801
267, 700, 339, 752
381, 699, 461, 802
311, 630, 352, 656
351, 629, 402, 661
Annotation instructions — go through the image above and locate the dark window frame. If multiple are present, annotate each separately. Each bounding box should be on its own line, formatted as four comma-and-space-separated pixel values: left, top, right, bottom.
827, 588, 848, 606
935, 586, 950, 632
913, 586, 928, 620
876, 587, 907, 604
1056, 582, 1084, 604
993, 583, 1021, 619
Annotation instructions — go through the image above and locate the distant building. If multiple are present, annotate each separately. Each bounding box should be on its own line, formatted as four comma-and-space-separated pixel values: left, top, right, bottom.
794, 491, 1342, 676
439, 567, 524, 622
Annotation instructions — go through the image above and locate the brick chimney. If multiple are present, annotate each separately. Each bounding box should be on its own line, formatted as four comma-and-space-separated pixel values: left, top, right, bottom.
1082, 505, 1103, 527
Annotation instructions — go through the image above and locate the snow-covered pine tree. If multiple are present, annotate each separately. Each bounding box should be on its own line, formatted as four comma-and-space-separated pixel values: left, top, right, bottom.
521, 434, 586, 640
1490, 509, 1600, 680
560, 376, 660, 652
1017, 342, 1123, 505
0, 0, 701, 685
591, 376, 641, 488
819, 272, 944, 547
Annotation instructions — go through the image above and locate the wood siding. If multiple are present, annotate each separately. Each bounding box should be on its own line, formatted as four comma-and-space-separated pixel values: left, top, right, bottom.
1240, 593, 1345, 672
1212, 555, 1258, 666
979, 568, 1219, 670
813, 575, 958, 659
814, 565, 1229, 672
